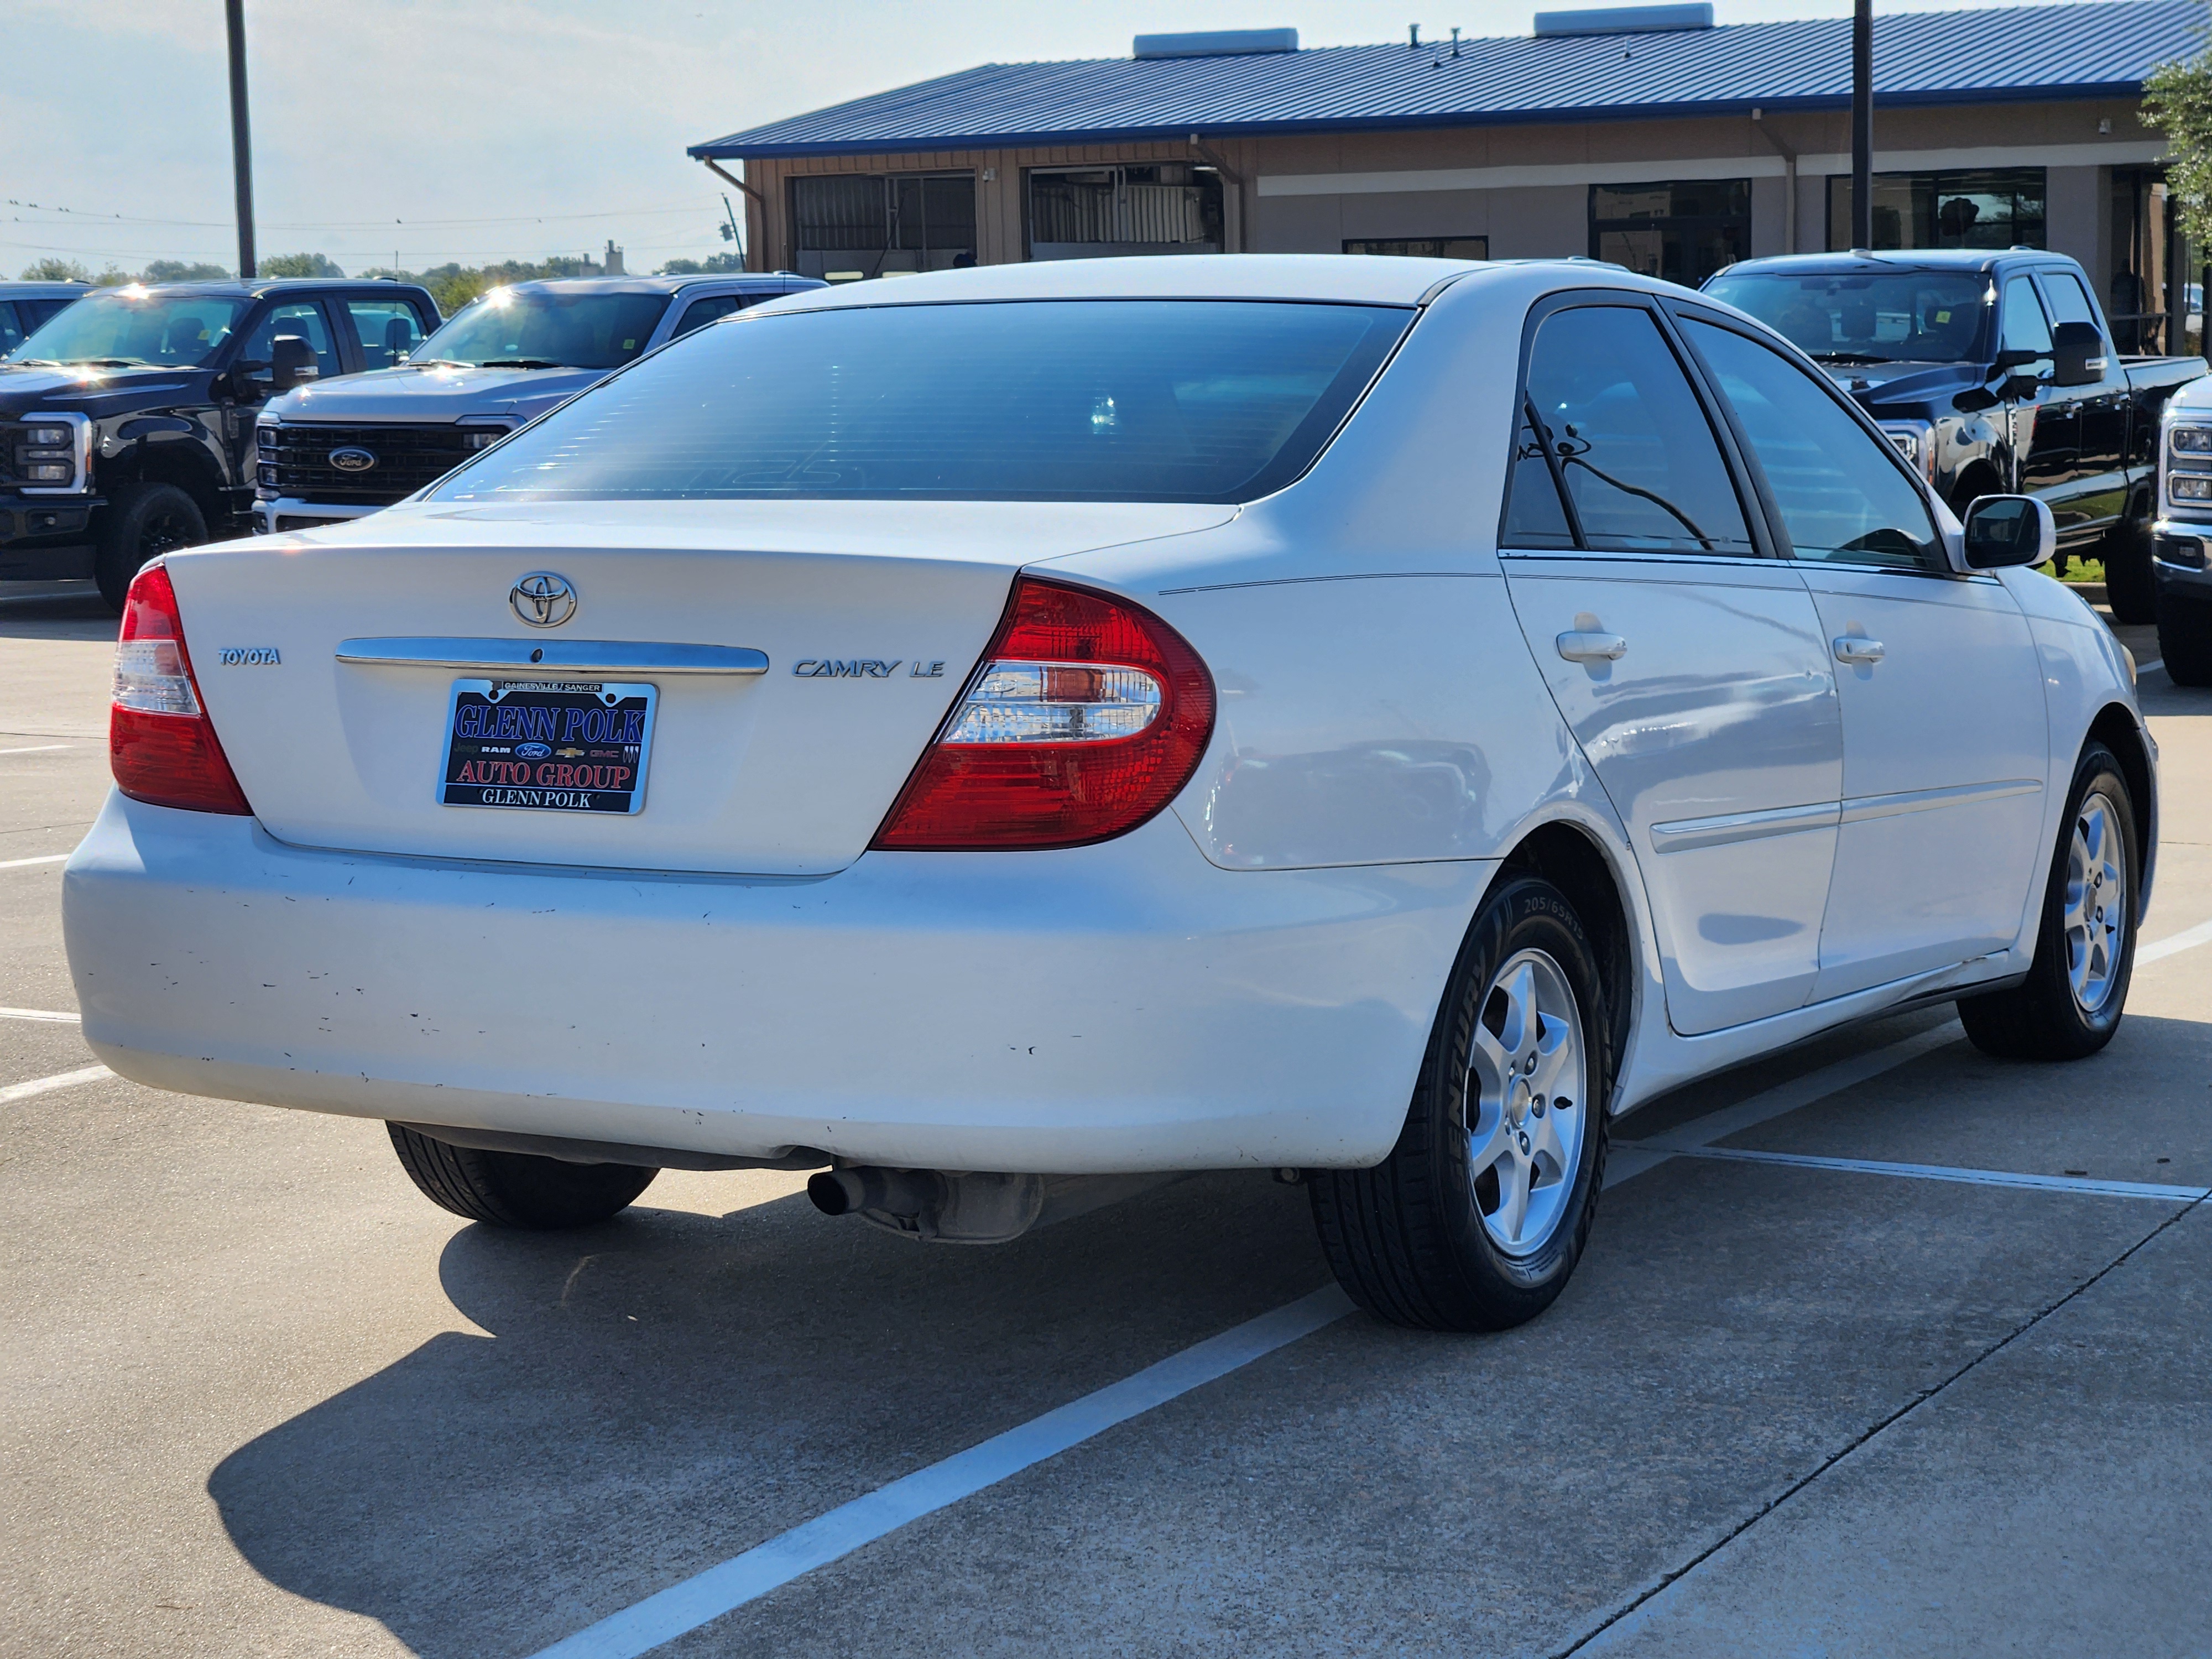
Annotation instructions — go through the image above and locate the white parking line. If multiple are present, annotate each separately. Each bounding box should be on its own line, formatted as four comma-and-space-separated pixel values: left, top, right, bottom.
0, 744, 72, 756
1620, 1142, 2210, 1204
0, 1065, 112, 1105
2138, 656, 2164, 678
0, 853, 70, 870
0, 1006, 79, 1023
529, 1285, 1357, 1659
2141, 915, 2212, 963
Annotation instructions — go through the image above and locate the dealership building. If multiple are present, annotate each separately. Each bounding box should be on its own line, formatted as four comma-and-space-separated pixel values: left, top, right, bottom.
692, 0, 2203, 348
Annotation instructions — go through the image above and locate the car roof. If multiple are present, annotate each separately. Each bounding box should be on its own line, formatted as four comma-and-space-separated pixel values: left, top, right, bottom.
756, 253, 1472, 314
0, 280, 96, 298
468, 274, 814, 299
60, 278, 436, 300
1713, 249, 2060, 280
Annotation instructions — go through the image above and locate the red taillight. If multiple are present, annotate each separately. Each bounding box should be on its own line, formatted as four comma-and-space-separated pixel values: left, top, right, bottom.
109, 560, 252, 816
871, 577, 1215, 851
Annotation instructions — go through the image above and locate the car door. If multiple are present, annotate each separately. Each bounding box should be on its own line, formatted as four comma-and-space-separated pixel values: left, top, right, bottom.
1500, 295, 1846, 1035
1998, 273, 2084, 530
2037, 266, 2131, 530
1678, 312, 2049, 1002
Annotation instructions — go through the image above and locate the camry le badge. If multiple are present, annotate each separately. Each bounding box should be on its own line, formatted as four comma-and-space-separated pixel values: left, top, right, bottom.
510, 571, 578, 628
327, 446, 378, 473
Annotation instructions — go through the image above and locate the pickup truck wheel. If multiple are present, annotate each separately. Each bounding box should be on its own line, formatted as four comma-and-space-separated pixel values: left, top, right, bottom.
2102, 510, 2157, 625
1308, 874, 1611, 1332
2155, 591, 2212, 687
385, 1123, 658, 1229
94, 483, 207, 612
1957, 743, 2138, 1061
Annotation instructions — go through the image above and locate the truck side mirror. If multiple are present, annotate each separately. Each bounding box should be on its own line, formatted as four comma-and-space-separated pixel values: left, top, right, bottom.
2051, 320, 2105, 388
1962, 495, 2056, 570
270, 334, 320, 393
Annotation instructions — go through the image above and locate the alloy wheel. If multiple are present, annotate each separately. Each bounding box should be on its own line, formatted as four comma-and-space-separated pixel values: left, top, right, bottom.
1465, 947, 1588, 1257
2064, 789, 2127, 1017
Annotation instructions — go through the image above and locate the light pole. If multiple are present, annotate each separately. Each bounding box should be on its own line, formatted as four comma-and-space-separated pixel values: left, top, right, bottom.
1851, 0, 1872, 250
226, 0, 256, 278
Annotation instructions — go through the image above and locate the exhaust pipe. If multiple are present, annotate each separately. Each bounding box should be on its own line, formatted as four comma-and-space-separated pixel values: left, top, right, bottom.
808, 1166, 1185, 1243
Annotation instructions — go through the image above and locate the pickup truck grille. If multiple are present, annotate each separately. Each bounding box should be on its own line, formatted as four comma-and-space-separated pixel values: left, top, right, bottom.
257, 421, 487, 505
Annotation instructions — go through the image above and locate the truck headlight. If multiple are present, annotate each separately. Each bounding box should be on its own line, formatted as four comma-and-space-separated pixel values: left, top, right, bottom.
2169, 425, 2212, 456
1880, 420, 1936, 484
2171, 473, 2212, 502
23, 425, 69, 447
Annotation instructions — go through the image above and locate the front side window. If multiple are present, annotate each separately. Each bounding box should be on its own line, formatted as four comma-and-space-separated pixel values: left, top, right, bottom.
417, 289, 669, 371
2039, 269, 2103, 336
1511, 305, 1754, 556
348, 299, 424, 369
240, 301, 340, 382
2001, 275, 2053, 361
1703, 269, 1989, 365
8, 290, 249, 368
671, 293, 751, 339
0, 301, 24, 357
426, 299, 1410, 505
1684, 317, 1942, 573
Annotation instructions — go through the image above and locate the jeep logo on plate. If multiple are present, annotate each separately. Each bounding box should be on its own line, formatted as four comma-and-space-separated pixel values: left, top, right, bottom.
509, 571, 578, 628
327, 446, 378, 473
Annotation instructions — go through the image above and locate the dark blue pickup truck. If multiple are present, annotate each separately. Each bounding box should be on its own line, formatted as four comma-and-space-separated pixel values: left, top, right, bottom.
1705, 249, 2205, 622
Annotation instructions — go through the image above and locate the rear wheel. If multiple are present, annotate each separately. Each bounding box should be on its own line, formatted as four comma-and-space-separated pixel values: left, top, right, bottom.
1310, 874, 1611, 1333
94, 482, 206, 612
2102, 505, 2156, 625
1958, 743, 2139, 1061
386, 1123, 658, 1229
2155, 589, 2212, 687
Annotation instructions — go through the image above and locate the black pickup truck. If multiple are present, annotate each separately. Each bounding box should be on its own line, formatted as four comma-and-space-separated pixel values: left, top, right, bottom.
1705, 249, 2205, 621
0, 278, 439, 607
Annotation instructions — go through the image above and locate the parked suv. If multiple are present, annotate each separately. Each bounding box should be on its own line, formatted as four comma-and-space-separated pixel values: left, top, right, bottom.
1705, 250, 2205, 621
253, 273, 823, 534
0, 280, 91, 356
0, 278, 440, 606
2152, 378, 2212, 683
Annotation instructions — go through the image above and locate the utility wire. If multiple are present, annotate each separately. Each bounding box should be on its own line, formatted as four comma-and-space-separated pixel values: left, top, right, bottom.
2, 196, 726, 231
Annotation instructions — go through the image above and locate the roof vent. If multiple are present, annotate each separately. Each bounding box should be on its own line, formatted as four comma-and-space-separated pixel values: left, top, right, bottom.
1533, 3, 1713, 38
1133, 28, 1300, 59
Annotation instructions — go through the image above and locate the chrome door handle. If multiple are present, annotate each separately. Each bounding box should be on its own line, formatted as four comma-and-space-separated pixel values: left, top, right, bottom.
1833, 637, 1886, 665
1557, 630, 1628, 664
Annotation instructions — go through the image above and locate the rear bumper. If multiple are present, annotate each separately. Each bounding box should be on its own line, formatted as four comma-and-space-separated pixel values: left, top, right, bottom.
62, 792, 1489, 1172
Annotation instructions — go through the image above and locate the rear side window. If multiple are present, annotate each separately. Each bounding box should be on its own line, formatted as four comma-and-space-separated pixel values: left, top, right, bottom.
428, 299, 1411, 505
1508, 305, 1754, 556
1684, 318, 1942, 573
241, 300, 340, 382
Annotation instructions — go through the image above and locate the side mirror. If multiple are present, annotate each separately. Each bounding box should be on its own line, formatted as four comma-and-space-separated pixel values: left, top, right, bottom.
269, 334, 320, 392
1963, 495, 2056, 570
2051, 320, 2105, 388
228, 359, 270, 400
1991, 345, 2046, 373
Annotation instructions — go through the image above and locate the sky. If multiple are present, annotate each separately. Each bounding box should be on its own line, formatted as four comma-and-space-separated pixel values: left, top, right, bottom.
5, 0, 2107, 279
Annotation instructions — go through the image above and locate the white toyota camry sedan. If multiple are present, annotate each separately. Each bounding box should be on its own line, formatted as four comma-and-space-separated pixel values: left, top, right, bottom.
64, 255, 2155, 1332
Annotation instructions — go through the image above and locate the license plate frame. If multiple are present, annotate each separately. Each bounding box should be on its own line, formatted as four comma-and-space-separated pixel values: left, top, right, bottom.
438, 677, 657, 815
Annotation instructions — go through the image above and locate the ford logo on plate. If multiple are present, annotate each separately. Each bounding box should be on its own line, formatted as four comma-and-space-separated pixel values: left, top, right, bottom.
328, 446, 378, 473
515, 742, 551, 760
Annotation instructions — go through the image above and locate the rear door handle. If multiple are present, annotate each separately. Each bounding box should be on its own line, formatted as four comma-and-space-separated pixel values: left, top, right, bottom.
1557, 630, 1628, 664
1833, 637, 1886, 665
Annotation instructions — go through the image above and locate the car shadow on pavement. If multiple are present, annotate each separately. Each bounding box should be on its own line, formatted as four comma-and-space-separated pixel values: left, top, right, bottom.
206, 1170, 1328, 1658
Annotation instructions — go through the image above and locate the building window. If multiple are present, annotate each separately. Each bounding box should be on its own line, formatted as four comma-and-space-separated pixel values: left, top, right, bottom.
790, 173, 976, 281
1027, 165, 1223, 260
1590, 180, 1749, 287
1825, 169, 2046, 253
1343, 237, 1487, 259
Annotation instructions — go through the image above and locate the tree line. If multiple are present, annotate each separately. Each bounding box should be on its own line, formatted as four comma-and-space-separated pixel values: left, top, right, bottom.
18, 251, 744, 319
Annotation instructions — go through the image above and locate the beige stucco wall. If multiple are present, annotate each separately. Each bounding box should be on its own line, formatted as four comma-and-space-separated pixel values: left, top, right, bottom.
724, 96, 2163, 290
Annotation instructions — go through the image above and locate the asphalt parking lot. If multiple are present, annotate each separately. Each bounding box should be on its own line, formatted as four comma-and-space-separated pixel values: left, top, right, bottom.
3, 577, 2208, 1658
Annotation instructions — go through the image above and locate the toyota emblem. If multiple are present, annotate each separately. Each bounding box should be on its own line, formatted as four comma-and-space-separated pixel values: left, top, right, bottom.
509, 571, 577, 628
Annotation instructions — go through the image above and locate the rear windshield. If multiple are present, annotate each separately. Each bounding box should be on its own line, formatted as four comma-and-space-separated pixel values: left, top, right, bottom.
1702, 269, 1992, 364
426, 299, 1412, 505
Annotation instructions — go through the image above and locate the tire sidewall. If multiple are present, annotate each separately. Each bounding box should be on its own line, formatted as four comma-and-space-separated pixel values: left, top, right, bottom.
95, 483, 206, 611
2033, 744, 2140, 1045
1421, 875, 1611, 1306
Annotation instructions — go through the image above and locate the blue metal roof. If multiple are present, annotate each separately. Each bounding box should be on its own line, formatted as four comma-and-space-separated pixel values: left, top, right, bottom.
692, 1, 2203, 159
